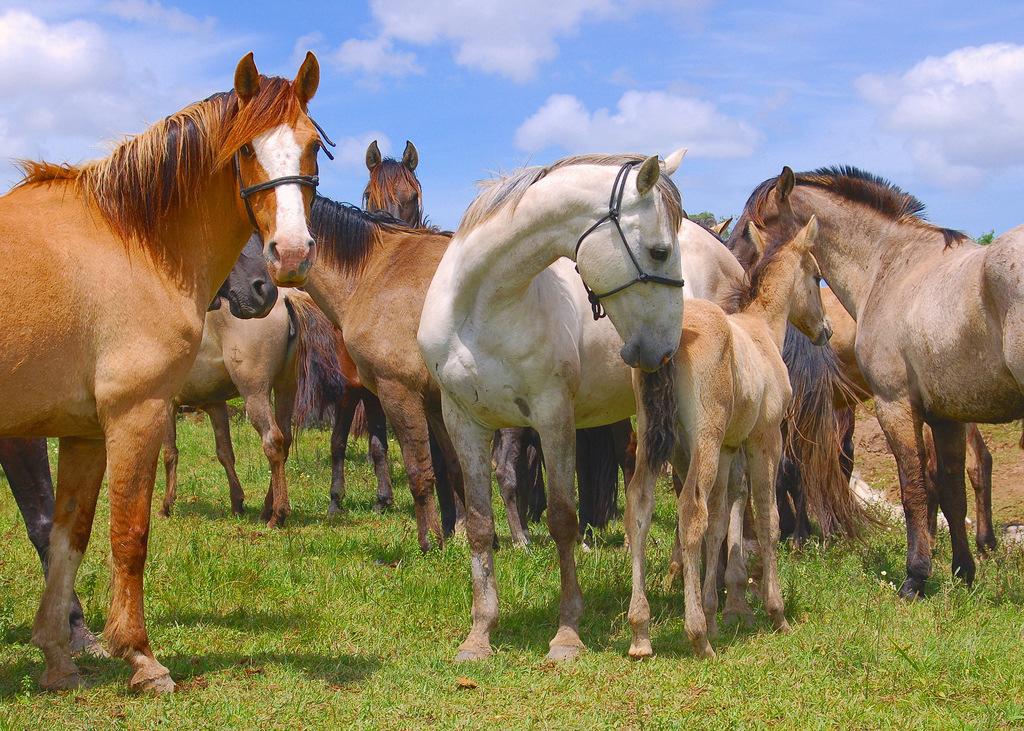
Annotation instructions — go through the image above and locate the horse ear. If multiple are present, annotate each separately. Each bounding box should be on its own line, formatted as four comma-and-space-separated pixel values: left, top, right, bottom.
636, 155, 661, 196
661, 147, 687, 176
293, 51, 320, 107
402, 140, 419, 171
711, 217, 732, 237
745, 221, 768, 255
777, 166, 795, 202
365, 140, 382, 171
795, 215, 818, 251
234, 52, 261, 105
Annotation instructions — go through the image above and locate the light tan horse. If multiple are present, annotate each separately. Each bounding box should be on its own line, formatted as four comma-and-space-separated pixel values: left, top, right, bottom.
731, 165, 1024, 598
0, 53, 322, 693
627, 217, 830, 659
160, 290, 337, 526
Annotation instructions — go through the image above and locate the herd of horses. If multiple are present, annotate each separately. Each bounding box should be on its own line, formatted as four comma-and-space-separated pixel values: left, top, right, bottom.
2, 51, 1023, 693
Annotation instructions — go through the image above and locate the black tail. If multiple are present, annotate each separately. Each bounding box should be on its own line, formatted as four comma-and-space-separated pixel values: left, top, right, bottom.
640, 363, 678, 472
288, 294, 347, 428
576, 420, 632, 535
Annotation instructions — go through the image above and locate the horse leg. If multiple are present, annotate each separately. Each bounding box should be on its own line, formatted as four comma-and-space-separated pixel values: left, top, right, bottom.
837, 407, 856, 483
31, 437, 106, 690
930, 421, 975, 585
674, 437, 717, 659
723, 457, 755, 628
430, 428, 458, 537
245, 392, 289, 528
663, 471, 684, 592
775, 457, 798, 542
442, 400, 497, 661
201, 403, 245, 516
377, 379, 442, 551
364, 393, 394, 512
966, 424, 996, 555
874, 399, 932, 599
268, 379, 297, 526
494, 429, 530, 547
0, 438, 101, 656
102, 399, 175, 693
158, 405, 179, 518
745, 429, 789, 634
701, 450, 735, 641
624, 426, 658, 659
536, 409, 586, 661
328, 388, 359, 515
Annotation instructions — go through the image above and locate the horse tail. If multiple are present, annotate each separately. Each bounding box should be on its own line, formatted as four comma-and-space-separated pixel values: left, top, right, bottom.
576, 423, 625, 535
782, 325, 874, 540
640, 362, 678, 472
287, 293, 347, 428
350, 401, 368, 439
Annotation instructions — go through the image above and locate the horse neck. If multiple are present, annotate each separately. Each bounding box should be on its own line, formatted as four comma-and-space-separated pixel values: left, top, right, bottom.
452, 168, 614, 315
301, 242, 364, 327
793, 188, 894, 320
744, 250, 801, 351
153, 167, 253, 308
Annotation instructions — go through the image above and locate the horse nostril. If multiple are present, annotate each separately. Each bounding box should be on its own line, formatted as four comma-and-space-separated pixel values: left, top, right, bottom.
306, 238, 315, 250
267, 241, 280, 263
252, 279, 266, 301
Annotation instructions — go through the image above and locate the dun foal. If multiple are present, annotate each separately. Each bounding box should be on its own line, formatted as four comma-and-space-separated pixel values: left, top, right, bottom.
627, 217, 830, 659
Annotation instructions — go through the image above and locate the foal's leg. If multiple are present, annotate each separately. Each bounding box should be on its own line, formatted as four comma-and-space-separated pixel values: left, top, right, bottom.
364, 393, 394, 512
0, 438, 101, 655
625, 418, 659, 659
966, 424, 996, 555
159, 405, 180, 518
261, 379, 297, 526
32, 437, 106, 690
203, 402, 245, 516
701, 451, 735, 641
674, 438, 717, 659
930, 420, 975, 585
722, 458, 755, 628
494, 429, 531, 548
536, 409, 586, 661
442, 399, 498, 661
102, 398, 175, 693
328, 388, 359, 515
245, 391, 290, 528
875, 399, 932, 598
745, 430, 790, 634
377, 379, 443, 551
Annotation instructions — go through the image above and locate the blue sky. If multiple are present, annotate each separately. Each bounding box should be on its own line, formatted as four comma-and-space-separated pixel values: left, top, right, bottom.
2, 1, 1023, 234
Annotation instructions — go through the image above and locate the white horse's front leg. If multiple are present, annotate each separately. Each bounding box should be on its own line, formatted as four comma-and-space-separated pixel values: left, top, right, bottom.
443, 396, 499, 662
536, 404, 586, 661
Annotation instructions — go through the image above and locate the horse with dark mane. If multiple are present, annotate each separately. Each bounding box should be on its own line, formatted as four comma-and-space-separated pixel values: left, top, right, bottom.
730, 164, 1021, 597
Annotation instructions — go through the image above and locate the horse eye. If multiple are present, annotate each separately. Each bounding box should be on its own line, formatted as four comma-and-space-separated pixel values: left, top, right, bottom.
240, 144, 254, 158
650, 245, 670, 262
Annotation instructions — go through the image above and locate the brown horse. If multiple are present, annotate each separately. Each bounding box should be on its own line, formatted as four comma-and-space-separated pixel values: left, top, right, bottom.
322, 140, 425, 515
732, 164, 1024, 597
0, 52, 322, 692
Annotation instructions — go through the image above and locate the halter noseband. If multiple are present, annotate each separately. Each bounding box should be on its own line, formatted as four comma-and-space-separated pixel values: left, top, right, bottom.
574, 160, 685, 320
233, 116, 336, 240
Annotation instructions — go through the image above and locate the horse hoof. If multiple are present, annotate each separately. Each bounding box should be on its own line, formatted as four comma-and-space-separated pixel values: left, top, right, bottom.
130, 664, 175, 695
546, 642, 584, 662
705, 617, 719, 641
723, 609, 755, 629
773, 618, 792, 635
158, 507, 171, 519
231, 505, 245, 517
628, 639, 653, 660
69, 627, 107, 658
690, 638, 715, 660
454, 644, 492, 663
898, 578, 925, 600
39, 668, 82, 691
372, 499, 392, 514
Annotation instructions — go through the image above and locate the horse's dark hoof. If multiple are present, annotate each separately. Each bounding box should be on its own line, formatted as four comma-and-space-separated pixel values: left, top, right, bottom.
372, 499, 391, 514
953, 561, 976, 586
328, 501, 345, 517
898, 578, 925, 600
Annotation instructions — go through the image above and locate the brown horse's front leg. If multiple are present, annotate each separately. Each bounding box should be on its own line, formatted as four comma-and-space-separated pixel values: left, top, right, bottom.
204, 402, 245, 516
930, 420, 975, 585
875, 399, 932, 599
966, 424, 996, 555
159, 405, 180, 517
31, 436, 106, 690
329, 387, 360, 515
101, 399, 174, 693
363, 392, 394, 512
246, 392, 290, 528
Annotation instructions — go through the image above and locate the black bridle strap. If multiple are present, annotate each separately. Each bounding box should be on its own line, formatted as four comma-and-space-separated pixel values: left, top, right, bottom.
574, 160, 685, 320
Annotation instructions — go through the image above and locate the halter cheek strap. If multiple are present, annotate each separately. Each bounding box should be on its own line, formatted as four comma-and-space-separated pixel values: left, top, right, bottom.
233, 116, 336, 240
574, 160, 686, 320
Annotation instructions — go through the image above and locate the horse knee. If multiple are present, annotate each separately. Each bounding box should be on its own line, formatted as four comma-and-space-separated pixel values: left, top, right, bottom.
261, 428, 285, 462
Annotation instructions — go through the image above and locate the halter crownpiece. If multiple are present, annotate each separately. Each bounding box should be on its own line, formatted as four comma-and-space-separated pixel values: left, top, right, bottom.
574, 160, 686, 320
234, 116, 337, 238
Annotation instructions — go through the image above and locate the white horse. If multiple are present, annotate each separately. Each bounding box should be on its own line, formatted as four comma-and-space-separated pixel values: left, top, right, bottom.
419, 151, 687, 662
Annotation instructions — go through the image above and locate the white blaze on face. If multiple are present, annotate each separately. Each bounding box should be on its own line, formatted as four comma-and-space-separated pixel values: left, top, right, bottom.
252, 124, 311, 246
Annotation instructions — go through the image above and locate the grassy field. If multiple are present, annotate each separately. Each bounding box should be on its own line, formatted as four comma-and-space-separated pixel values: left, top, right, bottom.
2, 412, 1024, 729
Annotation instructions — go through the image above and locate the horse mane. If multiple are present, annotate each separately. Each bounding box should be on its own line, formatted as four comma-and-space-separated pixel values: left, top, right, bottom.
721, 240, 792, 314
363, 158, 423, 223
14, 77, 304, 250
310, 195, 449, 274
458, 153, 684, 235
743, 165, 968, 248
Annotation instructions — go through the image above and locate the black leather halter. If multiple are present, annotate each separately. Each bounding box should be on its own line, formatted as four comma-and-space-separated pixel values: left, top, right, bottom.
233, 117, 336, 239
574, 160, 685, 320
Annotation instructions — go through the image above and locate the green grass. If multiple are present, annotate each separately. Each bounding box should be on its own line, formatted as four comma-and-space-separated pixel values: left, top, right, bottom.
1, 413, 1024, 728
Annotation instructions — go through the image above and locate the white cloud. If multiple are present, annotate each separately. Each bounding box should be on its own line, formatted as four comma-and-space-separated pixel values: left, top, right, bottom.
515, 91, 759, 158
332, 36, 422, 78
101, 0, 215, 34
857, 43, 1024, 184
335, 132, 393, 170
